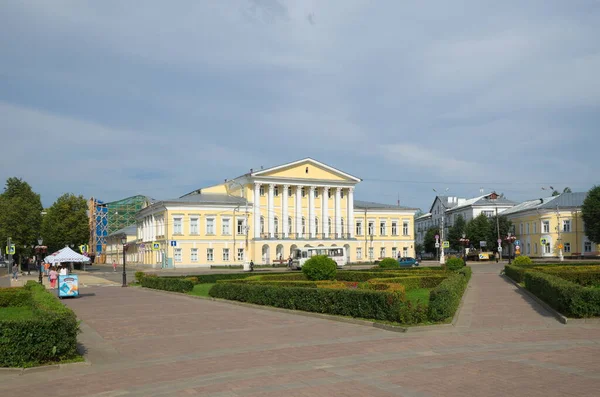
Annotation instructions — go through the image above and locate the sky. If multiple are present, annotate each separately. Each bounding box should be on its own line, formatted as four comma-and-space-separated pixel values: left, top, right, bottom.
0, 0, 598, 211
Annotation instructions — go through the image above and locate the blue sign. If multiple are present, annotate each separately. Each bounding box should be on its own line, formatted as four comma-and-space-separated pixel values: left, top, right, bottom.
58, 275, 79, 298
170, 241, 177, 247
515, 240, 521, 246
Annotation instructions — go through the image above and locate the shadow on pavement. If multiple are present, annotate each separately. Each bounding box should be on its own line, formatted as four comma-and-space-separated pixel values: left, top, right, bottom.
498, 274, 560, 321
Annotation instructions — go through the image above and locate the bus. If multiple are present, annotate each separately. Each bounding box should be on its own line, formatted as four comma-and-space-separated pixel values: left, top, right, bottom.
291, 246, 347, 269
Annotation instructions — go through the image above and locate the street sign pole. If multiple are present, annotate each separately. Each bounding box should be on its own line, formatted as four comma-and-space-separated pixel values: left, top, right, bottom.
7, 237, 12, 277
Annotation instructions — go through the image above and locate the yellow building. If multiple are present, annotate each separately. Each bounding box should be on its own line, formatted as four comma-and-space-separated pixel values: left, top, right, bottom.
135, 158, 418, 268
502, 192, 599, 259
105, 225, 139, 265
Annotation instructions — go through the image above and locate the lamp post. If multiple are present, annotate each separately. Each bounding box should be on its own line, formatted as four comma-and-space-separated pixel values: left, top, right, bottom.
36, 238, 46, 285
459, 233, 470, 265
432, 188, 449, 265
121, 236, 128, 287
504, 232, 516, 264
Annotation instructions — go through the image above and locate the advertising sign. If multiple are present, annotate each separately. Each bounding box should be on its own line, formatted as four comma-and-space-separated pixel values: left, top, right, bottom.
58, 275, 79, 298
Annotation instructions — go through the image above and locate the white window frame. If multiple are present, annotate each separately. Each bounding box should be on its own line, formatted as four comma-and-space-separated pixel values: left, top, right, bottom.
173, 217, 183, 235
584, 241, 592, 253
368, 221, 374, 236
191, 248, 198, 262
402, 221, 409, 236
563, 243, 571, 253
207, 248, 214, 261
380, 221, 386, 236
526, 223, 530, 235
223, 248, 230, 261
391, 247, 397, 258
288, 217, 293, 234
368, 247, 374, 260
190, 217, 199, 235
403, 247, 408, 257
237, 218, 245, 235
356, 221, 363, 236
274, 217, 279, 234
222, 218, 231, 235
563, 219, 571, 233
391, 221, 398, 236
174, 248, 182, 263
259, 186, 265, 196
260, 216, 265, 234
380, 247, 386, 258
542, 220, 550, 234
356, 247, 362, 260
237, 248, 244, 261
533, 222, 537, 234
206, 217, 215, 235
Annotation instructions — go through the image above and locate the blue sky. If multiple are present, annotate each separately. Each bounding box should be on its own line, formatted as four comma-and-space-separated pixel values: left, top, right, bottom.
0, 0, 598, 211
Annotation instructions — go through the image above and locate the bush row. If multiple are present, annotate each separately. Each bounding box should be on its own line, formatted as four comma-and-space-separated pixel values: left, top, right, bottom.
524, 271, 600, 318
208, 283, 427, 324
0, 282, 79, 367
427, 267, 472, 322
505, 264, 600, 286
140, 276, 195, 293
504, 265, 527, 283
369, 275, 447, 291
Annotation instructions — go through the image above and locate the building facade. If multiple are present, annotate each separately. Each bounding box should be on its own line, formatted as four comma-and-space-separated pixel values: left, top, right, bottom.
501, 192, 599, 258
135, 158, 418, 267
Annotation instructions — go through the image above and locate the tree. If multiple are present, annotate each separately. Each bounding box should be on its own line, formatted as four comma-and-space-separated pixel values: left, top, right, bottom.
414, 209, 424, 219
563, 187, 572, 193
465, 214, 490, 250
582, 186, 600, 244
424, 227, 440, 255
447, 215, 466, 251
487, 215, 512, 249
0, 178, 43, 263
41, 193, 90, 254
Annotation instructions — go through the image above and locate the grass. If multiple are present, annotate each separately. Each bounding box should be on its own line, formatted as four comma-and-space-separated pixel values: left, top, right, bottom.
0, 306, 36, 321
405, 288, 430, 305
188, 283, 215, 297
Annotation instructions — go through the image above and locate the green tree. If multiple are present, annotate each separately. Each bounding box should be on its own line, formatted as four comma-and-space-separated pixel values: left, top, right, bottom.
582, 186, 600, 244
447, 215, 466, 251
0, 178, 43, 263
487, 215, 512, 249
563, 187, 572, 193
424, 227, 440, 254
41, 193, 90, 254
466, 214, 490, 250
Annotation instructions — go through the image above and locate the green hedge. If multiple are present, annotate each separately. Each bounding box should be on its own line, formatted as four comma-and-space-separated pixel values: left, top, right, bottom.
427, 267, 471, 322
140, 276, 194, 293
369, 275, 447, 291
0, 282, 79, 367
504, 265, 527, 283
505, 264, 600, 286
217, 279, 320, 288
208, 283, 427, 324
524, 271, 600, 318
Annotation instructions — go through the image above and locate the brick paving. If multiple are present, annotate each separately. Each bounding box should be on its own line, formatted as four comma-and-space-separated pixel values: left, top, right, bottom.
1, 263, 599, 396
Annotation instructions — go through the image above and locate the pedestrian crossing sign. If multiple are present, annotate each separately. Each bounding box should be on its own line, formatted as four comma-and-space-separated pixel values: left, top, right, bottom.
152, 242, 160, 251
5, 244, 15, 255
79, 244, 88, 253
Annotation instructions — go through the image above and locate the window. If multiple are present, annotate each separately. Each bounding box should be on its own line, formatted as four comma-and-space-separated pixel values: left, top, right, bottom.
403, 247, 408, 257
403, 221, 409, 236
563, 220, 571, 232
207, 248, 214, 261
519, 223, 523, 236
206, 218, 215, 235
380, 222, 386, 235
391, 247, 397, 258
301, 187, 306, 197
190, 217, 199, 235
341, 190, 345, 199
328, 190, 332, 198
237, 219, 245, 235
356, 221, 363, 236
174, 248, 182, 262
544, 243, 551, 254
259, 186, 265, 196
173, 217, 183, 235
564, 243, 571, 253
526, 223, 530, 235
315, 218, 319, 234
288, 217, 293, 234
260, 216, 265, 234
542, 220, 550, 233
391, 222, 398, 236
368, 247, 374, 260
368, 222, 374, 235
356, 247, 362, 260
223, 248, 230, 261
328, 217, 333, 234
191, 248, 198, 262
584, 241, 592, 252
533, 222, 537, 234
222, 218, 231, 235
274, 186, 279, 196
482, 211, 494, 218
341, 218, 345, 235
534, 243, 538, 254
288, 187, 292, 196
237, 248, 244, 261
302, 217, 306, 234
274, 217, 279, 234
315, 189, 319, 198
380, 247, 386, 258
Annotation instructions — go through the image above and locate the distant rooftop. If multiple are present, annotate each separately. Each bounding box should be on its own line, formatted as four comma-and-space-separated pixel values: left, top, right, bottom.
354, 200, 418, 211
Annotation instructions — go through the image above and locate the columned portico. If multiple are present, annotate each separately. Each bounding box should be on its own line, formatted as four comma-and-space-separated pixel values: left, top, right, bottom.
322, 187, 329, 238
335, 187, 342, 238
282, 184, 289, 238
295, 185, 303, 238
254, 183, 261, 238
347, 187, 354, 238
309, 186, 316, 238
268, 184, 275, 238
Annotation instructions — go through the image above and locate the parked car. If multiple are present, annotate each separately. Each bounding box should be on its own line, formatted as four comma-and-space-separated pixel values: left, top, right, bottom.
397, 257, 419, 267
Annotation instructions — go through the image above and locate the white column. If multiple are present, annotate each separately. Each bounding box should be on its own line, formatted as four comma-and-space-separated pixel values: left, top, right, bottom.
282, 185, 289, 238
151, 215, 155, 241
268, 184, 275, 238
322, 187, 329, 238
296, 185, 303, 237
254, 183, 261, 238
347, 187, 354, 239
309, 186, 316, 238
335, 187, 342, 238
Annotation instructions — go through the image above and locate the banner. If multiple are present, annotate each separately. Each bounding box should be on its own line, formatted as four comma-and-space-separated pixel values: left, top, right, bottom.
58, 275, 79, 298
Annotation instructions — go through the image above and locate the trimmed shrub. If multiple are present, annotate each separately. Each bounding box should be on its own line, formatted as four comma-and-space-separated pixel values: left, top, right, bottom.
209, 283, 425, 324
1, 282, 79, 367
369, 275, 447, 291
258, 273, 308, 281
140, 277, 194, 293
504, 265, 527, 283
524, 271, 600, 317
427, 268, 471, 322
302, 255, 337, 281
512, 256, 533, 266
445, 257, 464, 271
534, 267, 600, 287
378, 257, 400, 269
0, 288, 31, 307
135, 271, 146, 283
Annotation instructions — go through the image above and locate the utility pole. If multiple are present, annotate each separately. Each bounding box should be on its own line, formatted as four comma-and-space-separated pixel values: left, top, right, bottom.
7, 237, 13, 275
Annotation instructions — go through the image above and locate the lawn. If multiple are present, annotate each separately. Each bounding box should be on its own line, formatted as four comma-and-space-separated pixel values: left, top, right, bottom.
188, 283, 215, 297
405, 288, 430, 305
0, 306, 36, 321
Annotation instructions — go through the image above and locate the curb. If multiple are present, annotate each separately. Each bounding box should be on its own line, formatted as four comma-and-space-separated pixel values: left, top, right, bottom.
501, 274, 568, 324
0, 358, 91, 375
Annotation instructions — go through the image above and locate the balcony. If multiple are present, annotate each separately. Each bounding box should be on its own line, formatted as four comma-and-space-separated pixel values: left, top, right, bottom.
257, 233, 354, 240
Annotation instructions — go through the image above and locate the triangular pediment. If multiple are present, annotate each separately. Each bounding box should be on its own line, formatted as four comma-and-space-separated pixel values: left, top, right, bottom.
251, 158, 361, 182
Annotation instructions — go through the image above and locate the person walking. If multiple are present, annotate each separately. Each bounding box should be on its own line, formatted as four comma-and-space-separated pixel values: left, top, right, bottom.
49, 266, 58, 289
112, 261, 117, 272
11, 262, 19, 280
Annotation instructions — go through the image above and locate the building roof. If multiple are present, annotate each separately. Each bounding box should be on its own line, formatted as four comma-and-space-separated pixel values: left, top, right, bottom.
250, 157, 362, 182
501, 192, 587, 217
108, 224, 137, 237
165, 193, 247, 205
446, 193, 516, 212
354, 200, 418, 211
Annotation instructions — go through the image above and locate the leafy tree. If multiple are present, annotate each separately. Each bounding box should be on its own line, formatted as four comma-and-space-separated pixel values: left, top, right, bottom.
582, 186, 600, 244
563, 187, 572, 193
424, 227, 440, 255
487, 215, 512, 249
447, 215, 466, 251
415, 243, 424, 255
41, 193, 89, 254
0, 178, 43, 263
552, 190, 560, 196
466, 214, 490, 250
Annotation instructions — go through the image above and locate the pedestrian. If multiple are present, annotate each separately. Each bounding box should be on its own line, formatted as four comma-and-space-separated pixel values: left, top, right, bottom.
249, 260, 254, 272
12, 262, 19, 280
49, 266, 58, 289
288, 256, 293, 268
112, 261, 117, 272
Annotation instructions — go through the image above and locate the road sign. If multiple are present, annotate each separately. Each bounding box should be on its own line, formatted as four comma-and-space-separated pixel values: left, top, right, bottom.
152, 242, 161, 251
435, 235, 439, 240
558, 243, 564, 249
442, 241, 450, 248
540, 238, 547, 245
515, 248, 521, 255
497, 239, 502, 244
515, 240, 521, 246
480, 241, 487, 247
435, 242, 440, 248
170, 240, 177, 247
5, 244, 15, 255
515, 245, 520, 251
79, 244, 88, 253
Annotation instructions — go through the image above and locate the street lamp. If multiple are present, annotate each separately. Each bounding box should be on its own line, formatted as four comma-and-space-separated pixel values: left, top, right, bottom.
121, 236, 128, 287
432, 188, 449, 265
504, 232, 516, 264
36, 237, 46, 285
459, 233, 470, 265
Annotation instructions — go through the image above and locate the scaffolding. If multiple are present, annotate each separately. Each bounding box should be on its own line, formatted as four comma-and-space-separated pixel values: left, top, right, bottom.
88, 195, 151, 263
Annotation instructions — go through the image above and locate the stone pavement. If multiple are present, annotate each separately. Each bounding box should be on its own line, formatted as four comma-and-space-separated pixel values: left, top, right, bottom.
5, 272, 119, 288
1, 263, 599, 396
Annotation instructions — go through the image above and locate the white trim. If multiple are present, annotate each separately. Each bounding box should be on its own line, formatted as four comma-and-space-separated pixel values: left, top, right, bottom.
251, 158, 362, 182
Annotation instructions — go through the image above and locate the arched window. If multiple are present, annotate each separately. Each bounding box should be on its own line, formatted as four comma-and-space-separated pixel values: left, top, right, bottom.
328, 217, 333, 234
274, 217, 279, 234
260, 216, 265, 234
302, 217, 306, 235
341, 218, 345, 236
315, 217, 319, 235
288, 217, 293, 234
